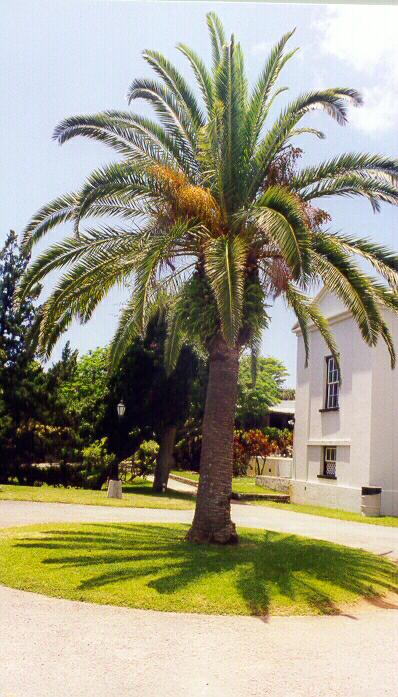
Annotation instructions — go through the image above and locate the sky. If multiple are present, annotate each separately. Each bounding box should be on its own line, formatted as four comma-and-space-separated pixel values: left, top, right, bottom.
1, 1, 398, 386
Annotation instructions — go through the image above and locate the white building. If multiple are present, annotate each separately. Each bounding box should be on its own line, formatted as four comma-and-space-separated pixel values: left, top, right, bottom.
266, 400, 295, 429
292, 288, 398, 516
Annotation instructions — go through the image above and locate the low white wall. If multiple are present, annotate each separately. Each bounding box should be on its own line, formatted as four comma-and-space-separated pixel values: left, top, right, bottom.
249, 456, 292, 477
256, 475, 290, 493
290, 480, 362, 513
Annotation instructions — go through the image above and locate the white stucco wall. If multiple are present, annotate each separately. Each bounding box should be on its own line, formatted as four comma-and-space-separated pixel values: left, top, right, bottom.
368, 311, 398, 515
292, 290, 398, 515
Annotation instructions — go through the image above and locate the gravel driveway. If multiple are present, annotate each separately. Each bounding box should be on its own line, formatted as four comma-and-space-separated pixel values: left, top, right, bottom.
1, 498, 398, 559
1, 584, 397, 697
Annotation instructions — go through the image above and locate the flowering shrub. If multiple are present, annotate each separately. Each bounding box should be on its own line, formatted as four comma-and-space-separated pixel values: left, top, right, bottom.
173, 427, 293, 477
233, 429, 272, 476
263, 427, 293, 457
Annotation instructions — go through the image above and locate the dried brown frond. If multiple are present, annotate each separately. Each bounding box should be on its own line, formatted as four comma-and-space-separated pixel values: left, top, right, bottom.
263, 257, 292, 297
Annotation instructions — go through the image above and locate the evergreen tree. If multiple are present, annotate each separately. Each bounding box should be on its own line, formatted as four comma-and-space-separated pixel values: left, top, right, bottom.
101, 314, 200, 490
0, 231, 43, 479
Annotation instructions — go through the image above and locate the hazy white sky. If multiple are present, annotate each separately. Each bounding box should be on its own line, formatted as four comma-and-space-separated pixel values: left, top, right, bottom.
1, 1, 398, 384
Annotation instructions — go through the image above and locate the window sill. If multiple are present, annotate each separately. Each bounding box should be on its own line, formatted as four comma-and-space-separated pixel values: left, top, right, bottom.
319, 407, 339, 413
317, 474, 337, 480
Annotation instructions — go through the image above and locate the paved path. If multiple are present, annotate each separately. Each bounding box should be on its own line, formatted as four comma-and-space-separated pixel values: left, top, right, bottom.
1, 498, 398, 696
1, 498, 398, 559
1, 584, 397, 697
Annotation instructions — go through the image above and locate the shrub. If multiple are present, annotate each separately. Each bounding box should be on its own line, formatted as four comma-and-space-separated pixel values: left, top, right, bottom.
11, 437, 115, 490
14, 461, 86, 488
233, 429, 272, 476
133, 439, 159, 478
169, 426, 293, 478
80, 437, 115, 489
263, 427, 293, 457
174, 424, 202, 472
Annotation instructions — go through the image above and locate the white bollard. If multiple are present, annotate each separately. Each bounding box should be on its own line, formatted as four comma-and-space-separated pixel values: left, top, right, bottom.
107, 479, 122, 499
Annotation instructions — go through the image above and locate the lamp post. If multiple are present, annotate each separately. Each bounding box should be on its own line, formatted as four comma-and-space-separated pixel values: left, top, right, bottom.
117, 399, 126, 420
107, 399, 125, 499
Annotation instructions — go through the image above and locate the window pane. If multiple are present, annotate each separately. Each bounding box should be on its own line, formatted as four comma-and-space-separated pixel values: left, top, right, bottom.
323, 446, 337, 476
325, 460, 336, 477
326, 356, 339, 409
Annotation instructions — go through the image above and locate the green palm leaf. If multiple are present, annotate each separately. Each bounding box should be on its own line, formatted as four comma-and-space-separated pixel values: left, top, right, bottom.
286, 284, 339, 368
205, 234, 247, 344
251, 185, 311, 279
207, 12, 226, 69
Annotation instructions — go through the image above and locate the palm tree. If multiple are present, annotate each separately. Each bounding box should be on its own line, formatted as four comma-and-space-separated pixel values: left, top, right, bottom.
20, 13, 398, 543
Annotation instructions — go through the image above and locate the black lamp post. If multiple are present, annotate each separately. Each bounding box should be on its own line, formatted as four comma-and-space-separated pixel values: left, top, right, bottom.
114, 399, 126, 476
107, 399, 126, 499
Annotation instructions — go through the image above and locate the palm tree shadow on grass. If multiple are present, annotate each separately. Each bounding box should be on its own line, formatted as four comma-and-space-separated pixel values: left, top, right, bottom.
13, 524, 398, 616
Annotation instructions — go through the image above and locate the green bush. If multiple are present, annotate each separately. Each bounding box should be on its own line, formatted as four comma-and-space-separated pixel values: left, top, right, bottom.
10, 437, 114, 490
80, 437, 115, 489
263, 427, 293, 457
174, 422, 202, 472
133, 439, 159, 478
14, 461, 86, 488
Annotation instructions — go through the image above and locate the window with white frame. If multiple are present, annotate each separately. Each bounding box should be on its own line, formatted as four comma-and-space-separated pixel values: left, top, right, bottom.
325, 356, 339, 409
323, 446, 337, 477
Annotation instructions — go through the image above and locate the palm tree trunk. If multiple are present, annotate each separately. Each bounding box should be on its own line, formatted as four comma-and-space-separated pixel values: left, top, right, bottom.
187, 334, 239, 545
152, 424, 177, 492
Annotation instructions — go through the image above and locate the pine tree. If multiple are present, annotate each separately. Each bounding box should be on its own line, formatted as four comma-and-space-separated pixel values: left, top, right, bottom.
0, 231, 42, 479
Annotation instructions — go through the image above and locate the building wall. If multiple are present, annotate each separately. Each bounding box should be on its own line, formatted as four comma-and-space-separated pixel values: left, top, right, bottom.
292, 290, 388, 514
368, 311, 398, 515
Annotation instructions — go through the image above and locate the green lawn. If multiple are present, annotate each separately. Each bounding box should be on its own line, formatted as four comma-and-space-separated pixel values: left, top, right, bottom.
171, 470, 279, 496
252, 499, 398, 527
0, 523, 396, 616
2, 478, 398, 527
171, 471, 398, 526
0, 480, 195, 510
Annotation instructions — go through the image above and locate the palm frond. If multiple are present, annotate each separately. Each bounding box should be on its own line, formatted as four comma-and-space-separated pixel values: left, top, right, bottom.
205, 234, 247, 344
214, 38, 247, 211
299, 174, 398, 212
315, 232, 398, 289
286, 284, 339, 368
244, 29, 297, 154
128, 77, 198, 164
23, 193, 79, 249
18, 227, 139, 303
247, 88, 362, 201
207, 12, 226, 69
311, 238, 383, 345
293, 153, 398, 190
129, 219, 197, 335
177, 43, 214, 116
75, 161, 163, 221
251, 186, 311, 279
142, 49, 205, 131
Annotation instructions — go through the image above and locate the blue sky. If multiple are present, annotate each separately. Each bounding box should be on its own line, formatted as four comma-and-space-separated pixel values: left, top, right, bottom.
1, 1, 398, 385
